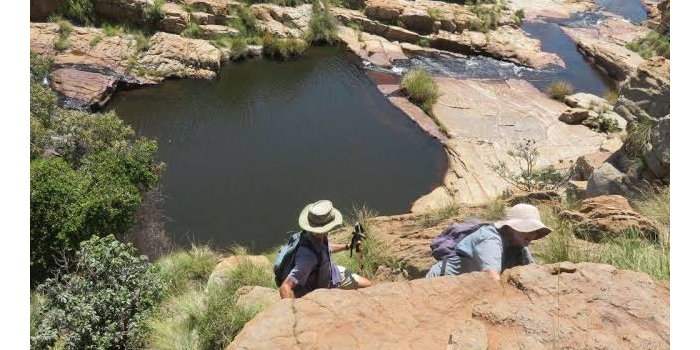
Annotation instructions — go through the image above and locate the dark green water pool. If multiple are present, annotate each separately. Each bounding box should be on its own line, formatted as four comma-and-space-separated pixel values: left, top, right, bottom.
109, 47, 447, 251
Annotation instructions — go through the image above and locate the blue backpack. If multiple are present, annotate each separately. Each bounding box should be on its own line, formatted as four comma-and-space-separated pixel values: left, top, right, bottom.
430, 218, 487, 261
273, 231, 322, 287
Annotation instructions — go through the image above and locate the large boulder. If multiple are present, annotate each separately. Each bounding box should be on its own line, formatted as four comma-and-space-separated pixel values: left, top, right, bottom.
49, 68, 119, 110
560, 195, 660, 241
183, 0, 229, 16
644, 115, 670, 180
158, 2, 191, 33
615, 57, 670, 124
562, 27, 644, 82
234, 286, 280, 311
139, 32, 223, 79
229, 263, 669, 349
250, 4, 313, 39
586, 162, 634, 197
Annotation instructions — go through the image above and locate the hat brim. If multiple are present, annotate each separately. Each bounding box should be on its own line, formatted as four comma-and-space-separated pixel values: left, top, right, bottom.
298, 204, 343, 234
495, 219, 552, 239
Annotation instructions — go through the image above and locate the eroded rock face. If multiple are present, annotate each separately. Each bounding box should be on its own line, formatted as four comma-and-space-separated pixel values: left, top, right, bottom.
138, 32, 223, 79
184, 0, 230, 16
30, 0, 66, 21
586, 162, 634, 197
251, 4, 313, 39
508, 0, 596, 20
229, 263, 669, 349
49, 68, 119, 109
159, 2, 191, 33
335, 3, 561, 69
337, 26, 407, 68
562, 26, 644, 81
560, 195, 660, 241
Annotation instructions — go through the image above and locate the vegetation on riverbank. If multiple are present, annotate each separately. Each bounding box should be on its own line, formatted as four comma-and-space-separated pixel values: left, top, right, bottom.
533, 188, 670, 280
30, 54, 163, 283
547, 80, 574, 101
626, 30, 670, 59
307, 0, 339, 44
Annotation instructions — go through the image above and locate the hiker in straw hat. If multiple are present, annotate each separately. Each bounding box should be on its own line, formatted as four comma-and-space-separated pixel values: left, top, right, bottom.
278, 200, 372, 299
425, 203, 551, 281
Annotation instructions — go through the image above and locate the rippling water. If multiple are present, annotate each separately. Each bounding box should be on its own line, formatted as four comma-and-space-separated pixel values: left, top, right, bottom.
109, 47, 447, 250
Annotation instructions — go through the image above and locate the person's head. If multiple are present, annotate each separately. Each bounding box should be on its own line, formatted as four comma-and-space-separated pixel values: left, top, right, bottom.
494, 204, 551, 247
298, 200, 343, 237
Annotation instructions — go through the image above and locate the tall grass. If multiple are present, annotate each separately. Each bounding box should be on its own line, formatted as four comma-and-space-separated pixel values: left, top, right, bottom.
306, 0, 339, 44
332, 205, 404, 278
401, 69, 440, 115
624, 118, 655, 157
534, 202, 669, 280
547, 80, 574, 101
147, 260, 275, 350
156, 245, 219, 295
262, 35, 308, 60
53, 19, 73, 51
418, 200, 460, 228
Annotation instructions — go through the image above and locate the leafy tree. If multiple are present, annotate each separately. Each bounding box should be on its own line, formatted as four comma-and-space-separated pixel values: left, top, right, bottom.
31, 235, 165, 349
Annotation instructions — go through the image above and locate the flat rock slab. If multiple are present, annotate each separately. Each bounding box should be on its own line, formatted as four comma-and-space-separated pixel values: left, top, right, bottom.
508, 0, 596, 19
407, 78, 613, 210
229, 262, 669, 349
50, 68, 118, 109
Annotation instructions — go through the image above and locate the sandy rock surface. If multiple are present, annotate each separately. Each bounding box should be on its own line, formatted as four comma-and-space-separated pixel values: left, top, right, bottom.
229, 262, 669, 349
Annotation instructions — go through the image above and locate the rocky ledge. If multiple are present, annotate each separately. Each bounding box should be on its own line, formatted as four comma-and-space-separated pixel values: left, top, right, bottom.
229, 262, 669, 349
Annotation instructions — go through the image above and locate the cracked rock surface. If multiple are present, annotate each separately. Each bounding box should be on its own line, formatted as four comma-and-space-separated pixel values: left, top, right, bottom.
228, 262, 669, 349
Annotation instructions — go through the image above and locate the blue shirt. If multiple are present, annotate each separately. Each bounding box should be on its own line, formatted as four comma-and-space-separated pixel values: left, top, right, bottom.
286, 233, 342, 297
426, 224, 534, 278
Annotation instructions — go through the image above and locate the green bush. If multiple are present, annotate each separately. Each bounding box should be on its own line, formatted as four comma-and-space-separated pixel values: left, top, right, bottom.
31, 235, 165, 349
262, 35, 308, 60
547, 80, 574, 101
101, 22, 125, 37
53, 19, 73, 51
212, 36, 249, 59
182, 22, 203, 38
467, 4, 503, 32
626, 31, 670, 59
490, 138, 572, 192
624, 118, 655, 157
56, 0, 95, 25
400, 69, 439, 113
228, 5, 259, 37
306, 0, 339, 44
144, 0, 166, 24
514, 9, 525, 25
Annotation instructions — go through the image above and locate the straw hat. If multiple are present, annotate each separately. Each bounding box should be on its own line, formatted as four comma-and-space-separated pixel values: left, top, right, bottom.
494, 204, 552, 239
298, 200, 343, 234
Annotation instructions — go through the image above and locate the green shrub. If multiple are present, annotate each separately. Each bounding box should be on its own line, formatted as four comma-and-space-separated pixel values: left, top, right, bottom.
30, 81, 57, 127
56, 0, 95, 25
262, 35, 309, 60
514, 9, 525, 25
31, 292, 45, 338
89, 34, 103, 47
490, 138, 572, 192
131, 31, 151, 52
145, 0, 166, 24
228, 5, 259, 37
306, 0, 339, 44
101, 22, 125, 37
30, 158, 86, 281
547, 80, 574, 101
182, 22, 202, 38
624, 117, 655, 157
54, 19, 73, 51
417, 37, 430, 47
30, 53, 52, 84
418, 201, 460, 228
212, 36, 249, 59
400, 69, 439, 113
626, 31, 670, 59
31, 235, 165, 349
156, 246, 220, 294
467, 4, 503, 32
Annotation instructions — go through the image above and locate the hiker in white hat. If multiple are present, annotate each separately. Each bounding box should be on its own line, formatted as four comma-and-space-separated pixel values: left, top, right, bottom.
425, 203, 551, 281
277, 200, 372, 299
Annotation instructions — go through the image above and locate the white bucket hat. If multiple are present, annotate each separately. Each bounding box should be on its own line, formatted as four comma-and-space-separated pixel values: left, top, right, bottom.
298, 200, 343, 234
494, 203, 552, 239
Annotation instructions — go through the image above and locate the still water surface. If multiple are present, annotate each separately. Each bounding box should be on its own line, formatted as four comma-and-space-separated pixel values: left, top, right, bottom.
110, 47, 447, 251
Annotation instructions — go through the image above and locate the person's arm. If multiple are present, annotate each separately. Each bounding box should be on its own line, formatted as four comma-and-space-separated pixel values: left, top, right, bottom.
475, 236, 503, 281
279, 277, 296, 298
329, 242, 350, 254
278, 247, 316, 299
